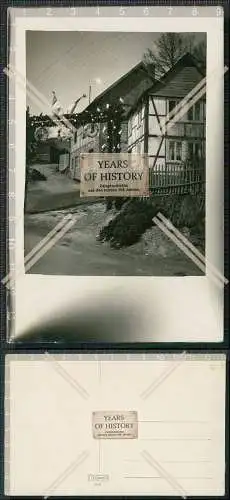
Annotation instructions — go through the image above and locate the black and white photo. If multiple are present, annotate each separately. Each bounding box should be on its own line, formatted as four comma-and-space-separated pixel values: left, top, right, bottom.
25, 30, 207, 277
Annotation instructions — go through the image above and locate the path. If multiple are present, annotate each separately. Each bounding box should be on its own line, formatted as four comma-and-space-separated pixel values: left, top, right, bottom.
25, 163, 99, 213
24, 204, 203, 276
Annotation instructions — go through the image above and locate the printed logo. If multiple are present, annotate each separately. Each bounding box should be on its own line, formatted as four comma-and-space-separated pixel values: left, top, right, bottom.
92, 410, 138, 439
80, 153, 149, 198
88, 473, 110, 483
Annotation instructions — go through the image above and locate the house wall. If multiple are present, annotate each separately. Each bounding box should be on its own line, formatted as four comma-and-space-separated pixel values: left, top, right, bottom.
147, 95, 205, 168
127, 92, 205, 170
69, 122, 102, 180
68, 78, 206, 179
59, 153, 70, 172
69, 120, 129, 180
119, 122, 129, 152
147, 97, 167, 168
127, 101, 145, 154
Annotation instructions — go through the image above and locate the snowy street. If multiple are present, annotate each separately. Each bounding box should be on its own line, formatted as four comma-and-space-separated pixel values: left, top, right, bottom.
24, 202, 202, 277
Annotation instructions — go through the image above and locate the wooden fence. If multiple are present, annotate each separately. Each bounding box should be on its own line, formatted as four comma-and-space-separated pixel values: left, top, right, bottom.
149, 160, 205, 196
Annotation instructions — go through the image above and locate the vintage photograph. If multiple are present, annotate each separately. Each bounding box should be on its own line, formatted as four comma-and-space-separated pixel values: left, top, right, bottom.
25, 31, 206, 277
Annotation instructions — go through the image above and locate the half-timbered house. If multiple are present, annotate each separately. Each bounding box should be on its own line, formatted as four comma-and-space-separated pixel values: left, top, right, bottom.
68, 61, 155, 179
127, 53, 205, 168
68, 52, 205, 182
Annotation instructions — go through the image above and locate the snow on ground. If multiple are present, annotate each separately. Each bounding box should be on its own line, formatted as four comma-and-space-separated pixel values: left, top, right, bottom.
26, 164, 99, 212
29, 164, 78, 194
24, 202, 203, 276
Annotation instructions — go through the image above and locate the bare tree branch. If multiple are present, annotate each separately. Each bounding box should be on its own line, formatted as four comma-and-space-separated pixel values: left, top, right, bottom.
143, 34, 206, 79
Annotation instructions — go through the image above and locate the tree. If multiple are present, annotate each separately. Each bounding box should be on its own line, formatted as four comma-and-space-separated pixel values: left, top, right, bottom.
26, 106, 38, 165
143, 33, 206, 79
25, 107, 39, 211
192, 39, 206, 68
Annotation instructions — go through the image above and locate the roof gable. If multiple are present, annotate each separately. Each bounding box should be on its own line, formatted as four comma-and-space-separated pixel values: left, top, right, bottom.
83, 61, 155, 117
148, 52, 205, 99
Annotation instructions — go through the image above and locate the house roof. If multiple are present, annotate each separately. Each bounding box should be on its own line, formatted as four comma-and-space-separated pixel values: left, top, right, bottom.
126, 52, 205, 116
148, 52, 205, 98
81, 61, 155, 119
69, 52, 205, 126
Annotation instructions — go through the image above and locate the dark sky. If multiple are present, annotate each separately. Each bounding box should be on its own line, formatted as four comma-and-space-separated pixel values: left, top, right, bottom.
26, 31, 205, 115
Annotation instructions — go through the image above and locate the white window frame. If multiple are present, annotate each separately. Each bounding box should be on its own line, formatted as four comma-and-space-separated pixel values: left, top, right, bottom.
168, 99, 178, 115
188, 141, 203, 160
136, 141, 141, 154
187, 101, 203, 122
128, 117, 132, 137
168, 140, 183, 162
